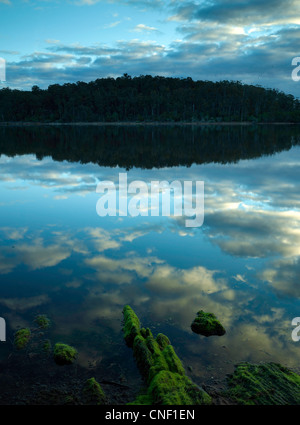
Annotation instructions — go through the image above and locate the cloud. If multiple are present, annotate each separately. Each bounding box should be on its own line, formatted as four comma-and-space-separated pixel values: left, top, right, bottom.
5, 25, 299, 95
169, 0, 300, 26
205, 209, 300, 258
85, 252, 164, 284
132, 24, 160, 32
76, 0, 164, 6
0, 49, 20, 55
146, 264, 226, 296
0, 227, 28, 240
0, 155, 98, 196
0, 295, 50, 311
85, 227, 121, 252
2, 0, 300, 96
104, 21, 122, 29
0, 226, 90, 274
259, 257, 300, 298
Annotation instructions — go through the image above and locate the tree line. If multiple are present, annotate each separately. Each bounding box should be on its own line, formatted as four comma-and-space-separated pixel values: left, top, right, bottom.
0, 74, 300, 123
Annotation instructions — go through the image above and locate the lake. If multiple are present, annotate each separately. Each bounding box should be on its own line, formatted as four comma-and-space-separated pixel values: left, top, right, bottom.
0, 124, 300, 404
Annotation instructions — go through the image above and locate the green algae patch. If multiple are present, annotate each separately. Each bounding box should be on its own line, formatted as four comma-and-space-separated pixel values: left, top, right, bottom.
82, 377, 106, 405
14, 328, 31, 350
226, 362, 300, 405
191, 310, 226, 337
34, 314, 51, 329
122, 305, 212, 405
53, 343, 78, 365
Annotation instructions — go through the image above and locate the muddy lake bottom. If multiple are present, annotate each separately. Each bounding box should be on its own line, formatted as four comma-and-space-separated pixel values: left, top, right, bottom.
0, 351, 231, 405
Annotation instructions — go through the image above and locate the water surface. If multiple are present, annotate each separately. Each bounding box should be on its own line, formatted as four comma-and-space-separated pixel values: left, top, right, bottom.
0, 124, 300, 401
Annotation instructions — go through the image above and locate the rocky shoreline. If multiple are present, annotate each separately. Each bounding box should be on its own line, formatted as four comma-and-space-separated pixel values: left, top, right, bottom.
0, 307, 299, 405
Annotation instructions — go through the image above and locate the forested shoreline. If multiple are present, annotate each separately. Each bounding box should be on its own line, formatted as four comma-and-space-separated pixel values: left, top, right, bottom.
0, 74, 300, 123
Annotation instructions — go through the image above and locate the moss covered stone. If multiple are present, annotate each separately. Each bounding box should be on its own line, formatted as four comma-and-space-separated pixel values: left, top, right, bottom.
191, 310, 226, 337
122, 305, 212, 405
14, 328, 31, 350
53, 343, 78, 365
226, 362, 300, 405
156, 333, 170, 350
146, 370, 212, 405
34, 314, 51, 329
123, 305, 141, 348
83, 377, 106, 405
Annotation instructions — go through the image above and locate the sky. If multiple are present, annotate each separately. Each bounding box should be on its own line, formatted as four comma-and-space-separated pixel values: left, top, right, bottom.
1, 0, 300, 96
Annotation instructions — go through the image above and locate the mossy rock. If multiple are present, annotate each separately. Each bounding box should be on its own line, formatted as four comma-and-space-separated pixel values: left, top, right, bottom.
122, 305, 212, 405
123, 305, 141, 348
147, 370, 212, 405
53, 343, 78, 365
226, 362, 300, 405
191, 310, 226, 337
156, 333, 170, 350
129, 370, 211, 405
82, 377, 106, 405
34, 314, 51, 329
14, 328, 31, 350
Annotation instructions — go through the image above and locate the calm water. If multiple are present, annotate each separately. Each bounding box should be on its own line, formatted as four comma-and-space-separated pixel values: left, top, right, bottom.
0, 124, 300, 397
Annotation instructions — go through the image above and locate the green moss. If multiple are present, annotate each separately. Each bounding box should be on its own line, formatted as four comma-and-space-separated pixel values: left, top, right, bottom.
133, 335, 155, 381
128, 393, 153, 405
53, 343, 78, 365
191, 310, 226, 337
43, 339, 52, 353
14, 328, 31, 350
64, 395, 76, 405
148, 370, 212, 405
123, 305, 141, 348
156, 333, 170, 350
226, 362, 300, 405
122, 305, 212, 405
162, 345, 185, 376
34, 314, 51, 329
83, 377, 106, 405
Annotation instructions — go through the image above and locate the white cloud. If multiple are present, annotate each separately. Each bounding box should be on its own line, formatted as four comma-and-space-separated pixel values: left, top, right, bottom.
133, 24, 159, 32
104, 21, 122, 29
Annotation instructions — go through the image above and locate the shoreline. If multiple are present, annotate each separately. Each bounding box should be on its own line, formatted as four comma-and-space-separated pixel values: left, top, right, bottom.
0, 121, 299, 127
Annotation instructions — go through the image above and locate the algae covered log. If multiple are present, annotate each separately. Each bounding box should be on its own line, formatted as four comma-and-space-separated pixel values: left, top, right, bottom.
122, 305, 211, 405
191, 310, 226, 337
226, 362, 300, 405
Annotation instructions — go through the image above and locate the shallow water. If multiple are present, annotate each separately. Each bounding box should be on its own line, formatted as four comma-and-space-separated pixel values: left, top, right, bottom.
0, 124, 300, 402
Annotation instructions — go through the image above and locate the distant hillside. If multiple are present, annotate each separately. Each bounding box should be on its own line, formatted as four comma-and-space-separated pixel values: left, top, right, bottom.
0, 74, 300, 123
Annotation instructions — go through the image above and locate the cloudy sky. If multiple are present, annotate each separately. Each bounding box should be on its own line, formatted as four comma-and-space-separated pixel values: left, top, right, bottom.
1, 0, 300, 96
